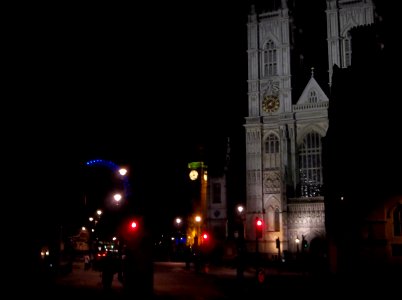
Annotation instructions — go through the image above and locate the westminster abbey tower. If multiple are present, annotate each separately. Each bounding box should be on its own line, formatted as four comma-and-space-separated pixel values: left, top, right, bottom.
244, 0, 375, 256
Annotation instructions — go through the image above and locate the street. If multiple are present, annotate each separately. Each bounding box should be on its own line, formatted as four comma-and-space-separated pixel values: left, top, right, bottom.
45, 261, 254, 299
37, 259, 316, 299
31, 259, 397, 299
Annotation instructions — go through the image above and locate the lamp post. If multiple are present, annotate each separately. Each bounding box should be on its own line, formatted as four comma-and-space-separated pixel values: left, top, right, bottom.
295, 236, 300, 254
117, 167, 129, 202
236, 205, 246, 280
118, 168, 127, 176
175, 217, 183, 243
237, 205, 246, 240
88, 210, 102, 249
195, 215, 202, 246
113, 193, 122, 203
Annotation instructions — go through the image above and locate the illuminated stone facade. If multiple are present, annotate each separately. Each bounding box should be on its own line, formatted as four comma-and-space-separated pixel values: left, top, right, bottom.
244, 0, 374, 257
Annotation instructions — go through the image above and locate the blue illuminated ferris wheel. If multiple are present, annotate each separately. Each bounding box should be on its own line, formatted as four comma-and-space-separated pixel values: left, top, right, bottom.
85, 158, 131, 199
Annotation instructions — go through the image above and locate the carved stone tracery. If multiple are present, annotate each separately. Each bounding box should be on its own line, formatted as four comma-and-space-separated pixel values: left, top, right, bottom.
264, 171, 281, 194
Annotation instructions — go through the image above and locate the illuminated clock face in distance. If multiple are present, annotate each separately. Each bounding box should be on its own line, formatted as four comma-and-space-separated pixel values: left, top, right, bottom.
189, 170, 198, 180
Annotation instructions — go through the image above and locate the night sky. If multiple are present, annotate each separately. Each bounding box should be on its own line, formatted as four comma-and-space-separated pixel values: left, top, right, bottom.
11, 2, 252, 245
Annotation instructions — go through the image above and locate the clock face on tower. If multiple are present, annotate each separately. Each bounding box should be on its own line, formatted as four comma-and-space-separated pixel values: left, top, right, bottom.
262, 95, 280, 113
189, 170, 198, 180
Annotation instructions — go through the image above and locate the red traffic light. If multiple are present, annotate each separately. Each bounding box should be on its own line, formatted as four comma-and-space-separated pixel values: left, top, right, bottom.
130, 221, 137, 230
255, 218, 263, 238
119, 216, 143, 243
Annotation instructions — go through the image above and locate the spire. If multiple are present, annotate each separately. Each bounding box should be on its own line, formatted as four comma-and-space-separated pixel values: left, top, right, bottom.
224, 137, 231, 172
311, 67, 315, 78
250, 4, 256, 14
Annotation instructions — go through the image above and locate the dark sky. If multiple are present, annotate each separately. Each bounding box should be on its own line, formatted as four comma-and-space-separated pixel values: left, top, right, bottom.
12, 2, 252, 242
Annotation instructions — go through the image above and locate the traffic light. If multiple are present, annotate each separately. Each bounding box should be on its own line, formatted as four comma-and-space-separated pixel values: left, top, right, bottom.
119, 215, 145, 250
121, 217, 140, 238
129, 220, 138, 231
255, 218, 263, 238
200, 232, 209, 246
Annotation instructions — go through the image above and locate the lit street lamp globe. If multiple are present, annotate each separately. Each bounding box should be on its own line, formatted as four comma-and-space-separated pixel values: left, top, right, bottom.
113, 193, 122, 202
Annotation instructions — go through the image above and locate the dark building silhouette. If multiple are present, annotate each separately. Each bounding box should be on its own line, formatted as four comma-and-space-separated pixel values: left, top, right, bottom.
323, 7, 402, 279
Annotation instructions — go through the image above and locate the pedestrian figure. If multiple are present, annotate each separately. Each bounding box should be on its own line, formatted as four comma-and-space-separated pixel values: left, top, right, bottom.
84, 254, 90, 271
184, 246, 192, 270
101, 252, 116, 290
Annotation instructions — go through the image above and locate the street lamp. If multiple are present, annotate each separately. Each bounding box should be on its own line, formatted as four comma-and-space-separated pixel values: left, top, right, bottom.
175, 217, 184, 232
117, 167, 130, 198
236, 205, 246, 240
295, 236, 300, 253
175, 217, 183, 237
195, 215, 202, 246
118, 168, 128, 176
113, 193, 122, 203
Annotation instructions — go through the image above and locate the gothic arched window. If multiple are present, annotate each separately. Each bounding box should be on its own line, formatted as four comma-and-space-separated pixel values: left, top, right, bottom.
298, 132, 323, 197
344, 31, 352, 67
263, 40, 277, 77
274, 208, 280, 231
265, 134, 280, 168
308, 90, 318, 103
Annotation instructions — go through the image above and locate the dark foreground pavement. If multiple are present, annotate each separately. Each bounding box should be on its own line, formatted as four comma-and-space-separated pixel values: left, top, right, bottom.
24, 260, 400, 299
29, 261, 309, 299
